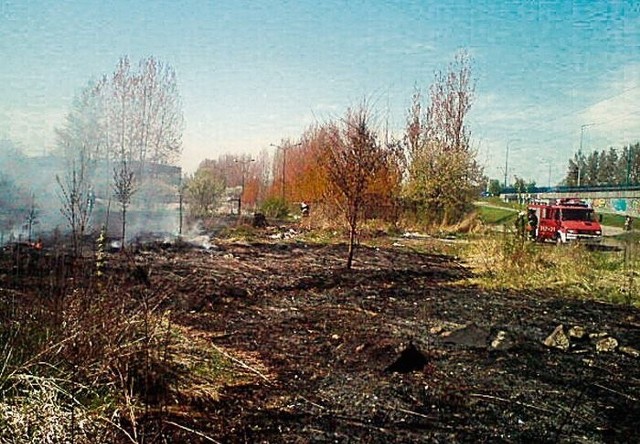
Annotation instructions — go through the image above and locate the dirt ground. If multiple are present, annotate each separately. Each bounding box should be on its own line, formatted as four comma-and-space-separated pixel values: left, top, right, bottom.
3, 231, 639, 443
125, 232, 639, 444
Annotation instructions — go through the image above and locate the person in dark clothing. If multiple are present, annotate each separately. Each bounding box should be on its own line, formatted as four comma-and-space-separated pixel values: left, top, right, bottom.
300, 202, 310, 217
624, 215, 633, 232
527, 209, 538, 240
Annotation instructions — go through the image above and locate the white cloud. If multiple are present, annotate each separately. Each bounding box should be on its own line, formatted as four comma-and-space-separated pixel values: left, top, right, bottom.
578, 62, 640, 147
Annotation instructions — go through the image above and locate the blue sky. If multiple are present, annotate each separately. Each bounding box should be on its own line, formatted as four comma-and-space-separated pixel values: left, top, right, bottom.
1, 0, 639, 186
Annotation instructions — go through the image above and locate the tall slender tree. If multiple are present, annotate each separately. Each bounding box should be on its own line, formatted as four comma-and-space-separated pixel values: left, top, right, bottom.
405, 51, 482, 224
56, 151, 94, 255
112, 160, 136, 247
57, 56, 184, 170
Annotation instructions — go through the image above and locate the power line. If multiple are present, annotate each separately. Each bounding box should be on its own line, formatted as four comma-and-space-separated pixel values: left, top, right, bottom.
587, 110, 640, 129
560, 83, 640, 121
477, 80, 639, 140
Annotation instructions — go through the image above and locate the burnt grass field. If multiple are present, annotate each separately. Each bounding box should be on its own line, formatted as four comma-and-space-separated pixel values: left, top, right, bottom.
2, 231, 640, 443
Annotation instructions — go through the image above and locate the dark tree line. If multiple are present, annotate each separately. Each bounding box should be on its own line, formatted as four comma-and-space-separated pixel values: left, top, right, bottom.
564, 142, 640, 187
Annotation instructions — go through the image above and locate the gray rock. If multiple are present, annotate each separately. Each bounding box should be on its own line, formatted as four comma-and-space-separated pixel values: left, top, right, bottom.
443, 323, 490, 348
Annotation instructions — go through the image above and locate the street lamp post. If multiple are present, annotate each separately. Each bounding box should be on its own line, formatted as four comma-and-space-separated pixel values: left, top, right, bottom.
234, 157, 254, 215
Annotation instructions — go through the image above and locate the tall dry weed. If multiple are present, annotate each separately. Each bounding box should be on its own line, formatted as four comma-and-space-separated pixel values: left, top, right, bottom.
461, 231, 637, 305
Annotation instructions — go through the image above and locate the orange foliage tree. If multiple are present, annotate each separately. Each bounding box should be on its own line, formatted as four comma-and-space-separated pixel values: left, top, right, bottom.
267, 121, 403, 225
319, 104, 397, 269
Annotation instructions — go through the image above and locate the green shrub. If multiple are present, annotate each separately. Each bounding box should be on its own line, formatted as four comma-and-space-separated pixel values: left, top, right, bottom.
260, 197, 289, 219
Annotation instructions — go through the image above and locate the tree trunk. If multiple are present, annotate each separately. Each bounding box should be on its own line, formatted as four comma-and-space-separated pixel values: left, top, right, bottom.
121, 205, 127, 249
347, 223, 356, 270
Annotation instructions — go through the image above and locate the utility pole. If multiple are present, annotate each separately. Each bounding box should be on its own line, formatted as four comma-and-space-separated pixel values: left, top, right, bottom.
234, 157, 254, 215
270, 142, 302, 203
504, 144, 509, 188
178, 176, 183, 235
627, 147, 633, 186
504, 139, 518, 188
577, 123, 594, 187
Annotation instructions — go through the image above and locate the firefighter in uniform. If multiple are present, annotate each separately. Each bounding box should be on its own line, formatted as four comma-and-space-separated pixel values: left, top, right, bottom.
527, 209, 538, 240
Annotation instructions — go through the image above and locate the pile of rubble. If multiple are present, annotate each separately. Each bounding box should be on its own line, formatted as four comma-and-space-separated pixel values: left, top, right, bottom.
543, 324, 639, 357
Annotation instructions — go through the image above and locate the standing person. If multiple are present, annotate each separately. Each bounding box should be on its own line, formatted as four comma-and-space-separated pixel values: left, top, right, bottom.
527, 209, 538, 240
624, 215, 633, 232
300, 201, 310, 217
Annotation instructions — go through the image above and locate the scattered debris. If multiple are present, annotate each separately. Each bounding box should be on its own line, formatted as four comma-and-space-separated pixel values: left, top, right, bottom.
595, 337, 619, 353
543, 325, 570, 351
269, 228, 300, 240
543, 324, 626, 355
401, 232, 430, 239
108, 239, 122, 252
619, 346, 640, 358
489, 330, 517, 351
7, 235, 638, 442
568, 325, 587, 340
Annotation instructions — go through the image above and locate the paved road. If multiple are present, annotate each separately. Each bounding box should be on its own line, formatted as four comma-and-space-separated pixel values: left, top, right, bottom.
602, 225, 624, 237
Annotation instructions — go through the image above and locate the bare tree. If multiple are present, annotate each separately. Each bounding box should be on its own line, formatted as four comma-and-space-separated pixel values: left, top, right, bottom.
322, 104, 391, 269
113, 160, 136, 247
110, 57, 135, 163
136, 57, 184, 169
56, 79, 109, 163
24, 193, 39, 242
56, 152, 94, 255
56, 56, 184, 188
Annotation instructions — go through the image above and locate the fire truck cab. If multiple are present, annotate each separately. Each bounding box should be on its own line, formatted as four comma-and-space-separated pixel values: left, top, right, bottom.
527, 198, 602, 244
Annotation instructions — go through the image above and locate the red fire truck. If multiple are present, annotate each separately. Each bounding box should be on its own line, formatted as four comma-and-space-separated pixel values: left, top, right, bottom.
527, 198, 603, 244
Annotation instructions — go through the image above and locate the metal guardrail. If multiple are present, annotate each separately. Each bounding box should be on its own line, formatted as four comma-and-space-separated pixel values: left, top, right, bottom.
501, 184, 640, 194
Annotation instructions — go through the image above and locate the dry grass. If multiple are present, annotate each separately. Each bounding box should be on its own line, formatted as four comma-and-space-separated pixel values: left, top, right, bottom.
0, 372, 112, 444
0, 251, 258, 442
460, 231, 639, 305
